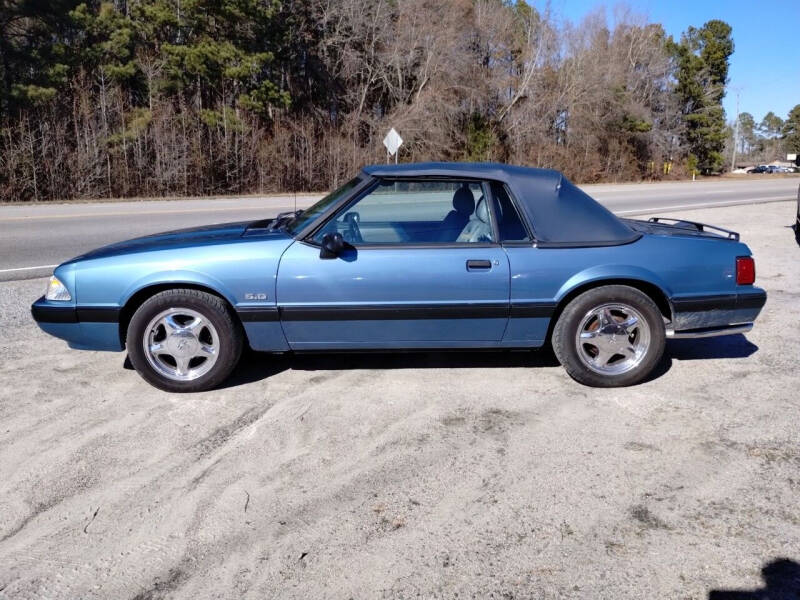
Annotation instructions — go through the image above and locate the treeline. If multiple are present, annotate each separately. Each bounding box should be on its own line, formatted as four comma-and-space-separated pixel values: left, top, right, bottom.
0, 0, 789, 201
731, 108, 800, 166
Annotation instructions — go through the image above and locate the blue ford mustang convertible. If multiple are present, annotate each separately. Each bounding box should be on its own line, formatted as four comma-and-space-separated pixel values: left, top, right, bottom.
32, 163, 766, 391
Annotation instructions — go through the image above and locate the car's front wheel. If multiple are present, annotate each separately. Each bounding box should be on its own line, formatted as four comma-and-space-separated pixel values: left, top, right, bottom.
126, 289, 243, 392
552, 285, 665, 387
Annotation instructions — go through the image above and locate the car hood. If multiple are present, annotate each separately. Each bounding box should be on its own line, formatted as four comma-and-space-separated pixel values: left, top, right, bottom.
65, 220, 291, 263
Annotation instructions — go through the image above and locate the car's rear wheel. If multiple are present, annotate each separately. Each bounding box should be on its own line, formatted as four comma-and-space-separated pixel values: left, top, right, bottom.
552, 285, 665, 387
126, 289, 243, 392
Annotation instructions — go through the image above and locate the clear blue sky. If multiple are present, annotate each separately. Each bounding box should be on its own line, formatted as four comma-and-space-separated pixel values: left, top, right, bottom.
542, 0, 800, 123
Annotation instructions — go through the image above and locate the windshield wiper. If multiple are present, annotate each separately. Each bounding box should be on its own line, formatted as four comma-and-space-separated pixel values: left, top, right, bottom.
268, 209, 303, 231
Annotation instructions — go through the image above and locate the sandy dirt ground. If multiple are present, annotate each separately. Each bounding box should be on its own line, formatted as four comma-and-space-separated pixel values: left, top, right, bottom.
0, 201, 798, 599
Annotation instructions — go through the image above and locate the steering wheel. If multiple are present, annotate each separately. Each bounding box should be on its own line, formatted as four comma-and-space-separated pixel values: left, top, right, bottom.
343, 212, 363, 243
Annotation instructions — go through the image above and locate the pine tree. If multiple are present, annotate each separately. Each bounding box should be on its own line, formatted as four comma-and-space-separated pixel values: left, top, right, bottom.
154, 0, 289, 116
670, 20, 733, 173
0, 0, 79, 117
784, 105, 800, 155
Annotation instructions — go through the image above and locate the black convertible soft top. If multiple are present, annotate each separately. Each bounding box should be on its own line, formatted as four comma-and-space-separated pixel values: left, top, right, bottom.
362, 162, 640, 247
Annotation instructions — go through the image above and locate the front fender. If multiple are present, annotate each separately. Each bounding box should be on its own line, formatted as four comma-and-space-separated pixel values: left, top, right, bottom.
120, 270, 236, 308
43, 237, 293, 353
73, 237, 291, 310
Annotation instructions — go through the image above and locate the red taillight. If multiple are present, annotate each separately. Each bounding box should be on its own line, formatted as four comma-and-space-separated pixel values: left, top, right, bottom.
736, 256, 755, 285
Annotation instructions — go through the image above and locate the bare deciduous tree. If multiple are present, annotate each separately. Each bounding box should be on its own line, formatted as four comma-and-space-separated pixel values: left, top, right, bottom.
0, 0, 693, 201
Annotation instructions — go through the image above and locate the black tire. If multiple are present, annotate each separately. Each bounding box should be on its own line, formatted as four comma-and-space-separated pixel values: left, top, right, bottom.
551, 285, 665, 387
126, 289, 243, 392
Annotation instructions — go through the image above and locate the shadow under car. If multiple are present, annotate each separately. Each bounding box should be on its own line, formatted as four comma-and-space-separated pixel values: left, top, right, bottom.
121, 333, 759, 389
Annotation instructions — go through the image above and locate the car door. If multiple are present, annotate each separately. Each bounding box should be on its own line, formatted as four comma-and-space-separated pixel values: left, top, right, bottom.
276, 178, 510, 349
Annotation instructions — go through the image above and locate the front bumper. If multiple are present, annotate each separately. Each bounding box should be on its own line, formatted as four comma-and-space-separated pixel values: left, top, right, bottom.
31, 296, 123, 351
669, 288, 767, 338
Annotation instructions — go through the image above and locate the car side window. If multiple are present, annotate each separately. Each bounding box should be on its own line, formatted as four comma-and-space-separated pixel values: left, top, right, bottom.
490, 182, 530, 242
313, 179, 495, 245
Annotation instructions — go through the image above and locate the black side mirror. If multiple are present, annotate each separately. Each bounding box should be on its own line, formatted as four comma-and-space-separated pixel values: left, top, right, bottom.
320, 232, 345, 259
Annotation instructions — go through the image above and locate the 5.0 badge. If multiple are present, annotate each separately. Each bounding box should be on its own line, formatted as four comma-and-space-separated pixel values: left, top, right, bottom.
244, 293, 267, 300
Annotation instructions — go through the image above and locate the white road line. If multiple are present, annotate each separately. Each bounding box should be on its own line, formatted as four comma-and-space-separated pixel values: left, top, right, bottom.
0, 264, 56, 274
592, 188, 795, 198
613, 196, 794, 215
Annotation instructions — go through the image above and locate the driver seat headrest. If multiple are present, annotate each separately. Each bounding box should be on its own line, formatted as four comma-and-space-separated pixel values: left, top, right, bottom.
452, 186, 475, 215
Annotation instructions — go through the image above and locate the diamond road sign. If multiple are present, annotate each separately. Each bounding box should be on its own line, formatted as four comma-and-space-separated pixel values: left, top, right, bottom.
383, 128, 403, 156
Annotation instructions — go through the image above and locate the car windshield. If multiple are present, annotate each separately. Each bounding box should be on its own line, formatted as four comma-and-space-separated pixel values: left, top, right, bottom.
284, 177, 362, 235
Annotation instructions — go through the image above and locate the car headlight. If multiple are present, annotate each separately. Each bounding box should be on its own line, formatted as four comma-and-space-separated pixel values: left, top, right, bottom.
45, 275, 72, 301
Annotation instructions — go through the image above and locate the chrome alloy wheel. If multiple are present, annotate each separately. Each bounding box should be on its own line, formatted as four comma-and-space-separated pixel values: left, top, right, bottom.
143, 308, 219, 382
574, 303, 651, 375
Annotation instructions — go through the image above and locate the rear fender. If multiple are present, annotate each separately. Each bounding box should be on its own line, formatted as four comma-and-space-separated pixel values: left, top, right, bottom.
555, 265, 674, 304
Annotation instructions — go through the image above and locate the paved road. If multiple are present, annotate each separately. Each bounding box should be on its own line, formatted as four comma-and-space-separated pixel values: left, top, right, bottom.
2, 201, 798, 598
1, 178, 797, 281
582, 177, 797, 214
